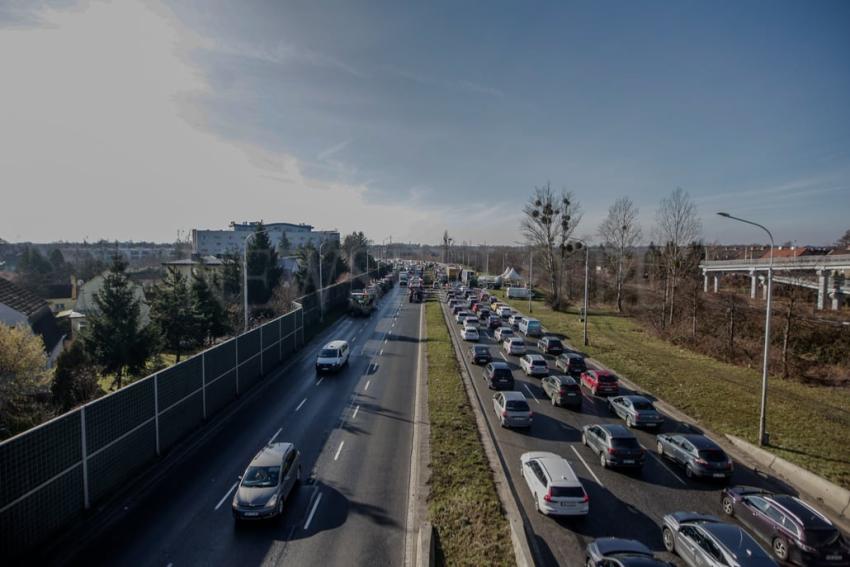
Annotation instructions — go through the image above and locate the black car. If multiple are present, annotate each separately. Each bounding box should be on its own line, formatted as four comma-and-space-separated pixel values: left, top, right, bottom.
656, 433, 733, 481
470, 345, 492, 365
582, 423, 645, 469
541, 374, 582, 408
721, 486, 850, 565
536, 336, 565, 356
484, 362, 514, 390
555, 352, 587, 376
586, 538, 674, 566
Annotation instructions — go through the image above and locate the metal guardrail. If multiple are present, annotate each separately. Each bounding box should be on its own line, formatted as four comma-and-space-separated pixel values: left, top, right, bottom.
700, 254, 850, 272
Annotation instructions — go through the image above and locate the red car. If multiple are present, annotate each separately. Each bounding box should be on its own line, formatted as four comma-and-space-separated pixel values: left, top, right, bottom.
471, 302, 482, 313
580, 370, 619, 396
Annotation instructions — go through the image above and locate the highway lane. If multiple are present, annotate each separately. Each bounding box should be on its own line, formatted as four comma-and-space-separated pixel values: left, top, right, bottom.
440, 293, 794, 567
64, 284, 422, 567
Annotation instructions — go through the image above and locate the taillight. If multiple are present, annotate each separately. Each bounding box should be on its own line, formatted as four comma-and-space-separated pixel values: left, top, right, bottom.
607, 447, 617, 455
694, 458, 708, 466
582, 493, 589, 503
501, 410, 508, 417
634, 412, 642, 418
528, 411, 534, 418
543, 489, 553, 502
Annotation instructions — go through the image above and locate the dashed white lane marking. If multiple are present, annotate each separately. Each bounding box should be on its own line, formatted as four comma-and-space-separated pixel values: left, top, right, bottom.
570, 445, 604, 486
214, 481, 238, 510
523, 384, 540, 404
304, 492, 322, 530
296, 398, 307, 412
334, 441, 345, 461
379, 349, 384, 356
316, 377, 324, 386
365, 380, 371, 391
269, 427, 282, 443
352, 405, 360, 419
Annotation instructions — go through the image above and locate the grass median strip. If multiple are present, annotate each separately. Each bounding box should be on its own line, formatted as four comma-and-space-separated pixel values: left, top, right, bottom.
495, 291, 850, 489
425, 299, 515, 567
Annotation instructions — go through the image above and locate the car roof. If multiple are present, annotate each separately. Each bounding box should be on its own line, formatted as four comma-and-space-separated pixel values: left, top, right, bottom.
323, 340, 347, 349
621, 395, 652, 404
679, 434, 721, 450
599, 424, 634, 438
549, 374, 578, 385
536, 456, 580, 485
502, 391, 527, 401
489, 361, 510, 369
769, 495, 834, 529
525, 354, 546, 361
251, 442, 293, 466
473, 345, 489, 350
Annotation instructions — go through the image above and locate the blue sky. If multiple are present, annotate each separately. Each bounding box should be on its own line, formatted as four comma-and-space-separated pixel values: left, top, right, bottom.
1, 0, 849, 245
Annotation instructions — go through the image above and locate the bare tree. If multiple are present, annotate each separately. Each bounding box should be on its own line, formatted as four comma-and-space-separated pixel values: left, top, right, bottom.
521, 183, 582, 309
655, 188, 701, 326
598, 196, 642, 312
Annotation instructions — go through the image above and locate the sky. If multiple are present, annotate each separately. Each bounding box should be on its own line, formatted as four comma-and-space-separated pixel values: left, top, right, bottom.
1, 0, 849, 247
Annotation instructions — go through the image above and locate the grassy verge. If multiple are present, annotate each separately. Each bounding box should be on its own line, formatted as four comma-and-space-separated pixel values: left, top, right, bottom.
425, 298, 515, 566
494, 291, 850, 489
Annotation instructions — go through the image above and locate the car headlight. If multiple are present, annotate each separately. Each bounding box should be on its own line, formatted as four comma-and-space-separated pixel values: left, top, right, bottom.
267, 494, 278, 507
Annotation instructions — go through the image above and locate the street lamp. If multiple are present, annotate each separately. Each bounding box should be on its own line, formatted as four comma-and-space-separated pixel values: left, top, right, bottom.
717, 212, 774, 446
318, 239, 327, 322
243, 229, 272, 332
568, 238, 591, 347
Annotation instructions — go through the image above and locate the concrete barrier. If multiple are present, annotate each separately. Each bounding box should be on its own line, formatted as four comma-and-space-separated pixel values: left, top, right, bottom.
416, 521, 435, 567
726, 435, 850, 522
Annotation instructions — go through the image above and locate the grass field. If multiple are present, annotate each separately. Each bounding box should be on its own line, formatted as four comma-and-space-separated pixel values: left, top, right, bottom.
425, 299, 515, 566
494, 291, 850, 489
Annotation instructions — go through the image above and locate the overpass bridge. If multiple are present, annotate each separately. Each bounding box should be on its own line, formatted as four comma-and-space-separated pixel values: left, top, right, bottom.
699, 253, 850, 310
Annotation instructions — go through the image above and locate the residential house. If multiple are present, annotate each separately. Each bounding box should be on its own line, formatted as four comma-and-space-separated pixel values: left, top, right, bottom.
0, 277, 65, 365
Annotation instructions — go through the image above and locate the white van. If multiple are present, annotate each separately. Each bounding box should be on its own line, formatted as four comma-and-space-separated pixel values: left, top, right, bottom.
506, 286, 532, 299
519, 318, 542, 337
315, 340, 350, 373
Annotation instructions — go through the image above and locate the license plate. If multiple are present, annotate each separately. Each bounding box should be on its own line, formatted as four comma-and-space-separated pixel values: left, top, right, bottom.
713, 473, 726, 478
560, 502, 574, 507
244, 512, 258, 517
567, 393, 577, 396
623, 459, 634, 464
826, 555, 842, 561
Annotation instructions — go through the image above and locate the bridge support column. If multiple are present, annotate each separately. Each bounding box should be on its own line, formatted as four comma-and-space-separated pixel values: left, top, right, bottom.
713, 273, 720, 293
831, 273, 845, 311
817, 269, 829, 310
750, 270, 757, 299
703, 272, 709, 293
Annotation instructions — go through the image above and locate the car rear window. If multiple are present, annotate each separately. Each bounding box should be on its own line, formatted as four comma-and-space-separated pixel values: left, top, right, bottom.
611, 437, 640, 449
549, 486, 584, 498
532, 360, 547, 367
633, 400, 654, 410
319, 349, 339, 358
505, 400, 530, 411
698, 449, 727, 462
803, 528, 840, 547
599, 375, 618, 383
494, 369, 513, 378
474, 346, 489, 353
561, 384, 580, 392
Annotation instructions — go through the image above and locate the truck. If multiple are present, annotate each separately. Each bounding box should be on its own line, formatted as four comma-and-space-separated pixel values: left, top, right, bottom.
348, 291, 376, 316
461, 269, 477, 287
408, 286, 424, 303
399, 272, 409, 287
506, 286, 532, 299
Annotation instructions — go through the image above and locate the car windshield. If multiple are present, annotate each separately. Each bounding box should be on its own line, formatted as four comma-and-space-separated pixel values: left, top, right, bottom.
241, 465, 280, 487
505, 400, 530, 411
599, 375, 618, 383
474, 346, 488, 353
611, 437, 640, 449
550, 486, 584, 498
633, 400, 654, 410
698, 449, 727, 462
319, 349, 339, 358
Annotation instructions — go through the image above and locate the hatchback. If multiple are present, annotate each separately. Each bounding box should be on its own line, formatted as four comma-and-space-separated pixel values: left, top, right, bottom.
455, 310, 472, 323
536, 336, 564, 356
462, 316, 479, 328
520, 354, 549, 377
232, 442, 301, 520
503, 337, 527, 356
582, 423, 645, 469
484, 361, 515, 390
470, 345, 492, 365
461, 326, 479, 341
509, 314, 524, 329
488, 315, 502, 329
661, 512, 777, 567
609, 395, 665, 428
541, 374, 582, 408
494, 326, 514, 342
555, 352, 587, 376
498, 306, 513, 319
656, 434, 733, 481
520, 451, 588, 516
581, 369, 620, 396
493, 391, 533, 428
721, 487, 850, 565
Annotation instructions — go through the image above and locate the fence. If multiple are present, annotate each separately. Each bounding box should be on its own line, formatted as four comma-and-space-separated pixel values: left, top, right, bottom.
0, 280, 354, 561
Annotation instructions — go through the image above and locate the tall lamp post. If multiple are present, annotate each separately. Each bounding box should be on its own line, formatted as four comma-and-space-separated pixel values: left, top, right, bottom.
568, 238, 591, 347
318, 239, 327, 322
717, 212, 774, 446
243, 229, 272, 332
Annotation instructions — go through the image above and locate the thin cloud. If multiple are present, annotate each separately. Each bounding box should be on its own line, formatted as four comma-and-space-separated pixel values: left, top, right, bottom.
384, 65, 505, 99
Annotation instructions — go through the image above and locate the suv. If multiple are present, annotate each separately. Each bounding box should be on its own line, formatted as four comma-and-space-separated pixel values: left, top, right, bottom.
520, 354, 549, 377
493, 391, 533, 428
484, 362, 515, 389
720, 486, 850, 565
555, 352, 587, 376
581, 369, 620, 396
315, 340, 350, 373
656, 434, 733, 481
494, 326, 514, 342
582, 424, 645, 469
503, 337, 527, 356
509, 314, 524, 329
232, 442, 301, 520
498, 306, 513, 319
541, 374, 582, 408
661, 512, 776, 567
536, 336, 564, 356
488, 314, 502, 329
520, 451, 589, 516
455, 310, 472, 323
608, 395, 665, 429
469, 345, 492, 365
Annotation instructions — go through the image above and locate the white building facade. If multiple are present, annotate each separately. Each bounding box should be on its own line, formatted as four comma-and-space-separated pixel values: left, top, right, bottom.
192, 221, 340, 256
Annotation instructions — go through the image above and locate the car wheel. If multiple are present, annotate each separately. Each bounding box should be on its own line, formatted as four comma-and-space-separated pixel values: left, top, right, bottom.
581, 433, 588, 446
656, 441, 664, 456
772, 537, 789, 561
551, 395, 557, 406
296, 465, 302, 483
721, 496, 735, 516
685, 465, 694, 479
662, 527, 675, 553
599, 452, 607, 469
586, 559, 595, 567
626, 416, 634, 428
534, 495, 541, 513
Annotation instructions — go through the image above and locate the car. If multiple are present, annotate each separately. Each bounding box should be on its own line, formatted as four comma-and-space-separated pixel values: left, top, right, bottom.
469, 345, 492, 364
493, 391, 533, 428
494, 326, 514, 342
451, 305, 465, 315
720, 486, 850, 565
555, 352, 587, 376
541, 374, 582, 408
484, 361, 515, 390
488, 314, 502, 329
581, 369, 620, 396
503, 336, 527, 356
536, 336, 564, 356
448, 299, 459, 308
461, 326, 479, 341
520, 451, 589, 517
585, 538, 674, 567
582, 424, 645, 469
455, 310, 471, 323
469, 301, 481, 312
315, 340, 350, 373
656, 434, 734, 481
463, 316, 480, 328
661, 512, 777, 567
509, 314, 524, 329
608, 395, 665, 428
518, 317, 543, 337
232, 442, 301, 520
520, 354, 549, 376
498, 306, 513, 319
477, 308, 492, 321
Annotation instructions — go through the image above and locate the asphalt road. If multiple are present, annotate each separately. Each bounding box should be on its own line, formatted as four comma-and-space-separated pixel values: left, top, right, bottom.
65, 284, 423, 567
440, 293, 797, 567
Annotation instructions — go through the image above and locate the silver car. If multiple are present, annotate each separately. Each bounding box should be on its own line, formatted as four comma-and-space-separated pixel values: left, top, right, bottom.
661, 512, 777, 567
493, 391, 533, 428
608, 395, 665, 428
232, 442, 301, 520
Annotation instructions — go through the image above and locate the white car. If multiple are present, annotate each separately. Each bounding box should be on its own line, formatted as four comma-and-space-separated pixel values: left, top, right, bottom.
463, 316, 479, 328
461, 326, 480, 341
455, 311, 472, 323
520, 451, 589, 516
498, 306, 513, 318
520, 354, 549, 377
494, 327, 514, 342
509, 314, 524, 329
503, 337, 526, 356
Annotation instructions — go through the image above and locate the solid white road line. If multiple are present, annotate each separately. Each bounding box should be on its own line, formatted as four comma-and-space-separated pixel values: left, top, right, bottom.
365, 380, 371, 391
570, 445, 604, 486
647, 451, 688, 486
269, 427, 282, 444
316, 377, 324, 386
500, 353, 508, 361
304, 492, 322, 530
296, 398, 307, 412
214, 481, 238, 510
352, 405, 360, 419
523, 384, 540, 404
334, 440, 345, 461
